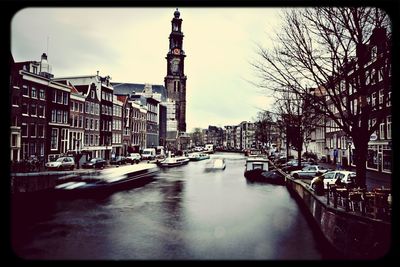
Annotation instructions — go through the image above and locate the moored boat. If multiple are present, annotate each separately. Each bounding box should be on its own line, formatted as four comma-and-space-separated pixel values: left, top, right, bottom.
244, 157, 285, 185
158, 156, 190, 167
188, 153, 210, 161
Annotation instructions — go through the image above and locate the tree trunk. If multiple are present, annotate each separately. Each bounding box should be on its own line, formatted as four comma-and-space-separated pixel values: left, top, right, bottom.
353, 137, 369, 189
298, 147, 302, 167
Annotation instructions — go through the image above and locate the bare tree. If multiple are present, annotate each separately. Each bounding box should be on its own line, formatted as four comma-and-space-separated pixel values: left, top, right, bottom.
252, 7, 391, 188
254, 110, 274, 150
274, 89, 321, 167
190, 128, 204, 146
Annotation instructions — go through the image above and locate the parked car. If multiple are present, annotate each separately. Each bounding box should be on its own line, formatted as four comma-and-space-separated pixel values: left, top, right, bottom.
126, 153, 141, 164
290, 165, 329, 179
110, 156, 126, 165
45, 156, 75, 171
275, 156, 295, 166
281, 161, 311, 173
310, 170, 357, 190
82, 158, 106, 169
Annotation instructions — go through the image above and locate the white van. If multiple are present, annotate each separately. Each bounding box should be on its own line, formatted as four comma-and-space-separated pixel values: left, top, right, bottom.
205, 144, 214, 153
141, 148, 156, 160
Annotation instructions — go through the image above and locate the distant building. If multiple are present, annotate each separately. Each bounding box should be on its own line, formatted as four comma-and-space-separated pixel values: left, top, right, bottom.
112, 97, 123, 156
53, 73, 113, 160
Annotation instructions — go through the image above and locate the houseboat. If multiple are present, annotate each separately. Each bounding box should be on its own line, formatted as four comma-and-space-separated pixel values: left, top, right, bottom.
244, 157, 285, 185
158, 156, 190, 167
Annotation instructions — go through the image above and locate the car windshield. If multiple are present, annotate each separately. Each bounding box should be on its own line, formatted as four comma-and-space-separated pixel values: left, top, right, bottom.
90, 159, 98, 163
56, 158, 65, 162
142, 151, 150, 155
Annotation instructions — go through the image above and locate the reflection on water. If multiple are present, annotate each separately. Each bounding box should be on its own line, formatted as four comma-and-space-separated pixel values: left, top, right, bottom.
11, 152, 332, 260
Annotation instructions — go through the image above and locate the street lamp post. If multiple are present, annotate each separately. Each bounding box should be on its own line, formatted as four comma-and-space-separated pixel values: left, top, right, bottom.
347, 137, 353, 167
347, 139, 353, 167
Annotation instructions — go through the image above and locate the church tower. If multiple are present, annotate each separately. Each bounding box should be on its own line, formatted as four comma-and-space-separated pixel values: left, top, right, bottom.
164, 8, 187, 133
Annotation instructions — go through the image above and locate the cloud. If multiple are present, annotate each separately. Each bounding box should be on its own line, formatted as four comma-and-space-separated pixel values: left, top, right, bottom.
11, 7, 282, 132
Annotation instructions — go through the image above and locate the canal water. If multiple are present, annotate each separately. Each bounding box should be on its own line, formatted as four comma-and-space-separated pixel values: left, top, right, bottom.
11, 152, 333, 260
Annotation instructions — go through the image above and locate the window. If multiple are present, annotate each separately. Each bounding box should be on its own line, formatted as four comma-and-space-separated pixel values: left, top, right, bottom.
61, 128, 68, 153
22, 142, 28, 159
51, 128, 58, 150
11, 133, 19, 147
30, 104, 37, 116
39, 143, 44, 156
31, 87, 37, 98
63, 111, 68, 124
387, 116, 392, 139
79, 103, 83, 113
70, 101, 74, 111
29, 143, 36, 156
57, 110, 62, 123
38, 105, 45, 117
79, 116, 83, 128
30, 124, 36, 137
379, 122, 385, 140
12, 96, 19, 106
22, 85, 28, 96
377, 90, 384, 110
57, 91, 62, 103
51, 110, 56, 122
22, 102, 28, 115
52, 90, 57, 103
174, 81, 180, 92
32, 65, 38, 74
378, 68, 384, 82
90, 119, 93, 130
371, 46, 377, 60
74, 102, 79, 112
71, 115, 76, 127
37, 125, 44, 138
95, 120, 98, 130
371, 92, 376, 107
21, 124, 28, 137
371, 69, 376, 85
63, 93, 68, 105
39, 89, 45, 100
86, 119, 89, 129
90, 135, 94, 145
91, 90, 95, 99
387, 92, 391, 107
84, 134, 88, 146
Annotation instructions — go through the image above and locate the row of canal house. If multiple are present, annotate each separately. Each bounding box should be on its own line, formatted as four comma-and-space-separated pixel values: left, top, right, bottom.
10, 53, 169, 164
305, 27, 392, 174
10, 53, 71, 162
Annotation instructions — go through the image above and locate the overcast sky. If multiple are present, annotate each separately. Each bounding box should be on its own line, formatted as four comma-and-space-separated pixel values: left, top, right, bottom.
11, 7, 284, 132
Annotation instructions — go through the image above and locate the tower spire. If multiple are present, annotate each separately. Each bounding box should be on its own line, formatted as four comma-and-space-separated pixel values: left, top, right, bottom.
165, 9, 187, 133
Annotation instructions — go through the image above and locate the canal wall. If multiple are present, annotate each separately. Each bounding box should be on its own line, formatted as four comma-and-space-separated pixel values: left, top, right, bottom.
285, 177, 391, 259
